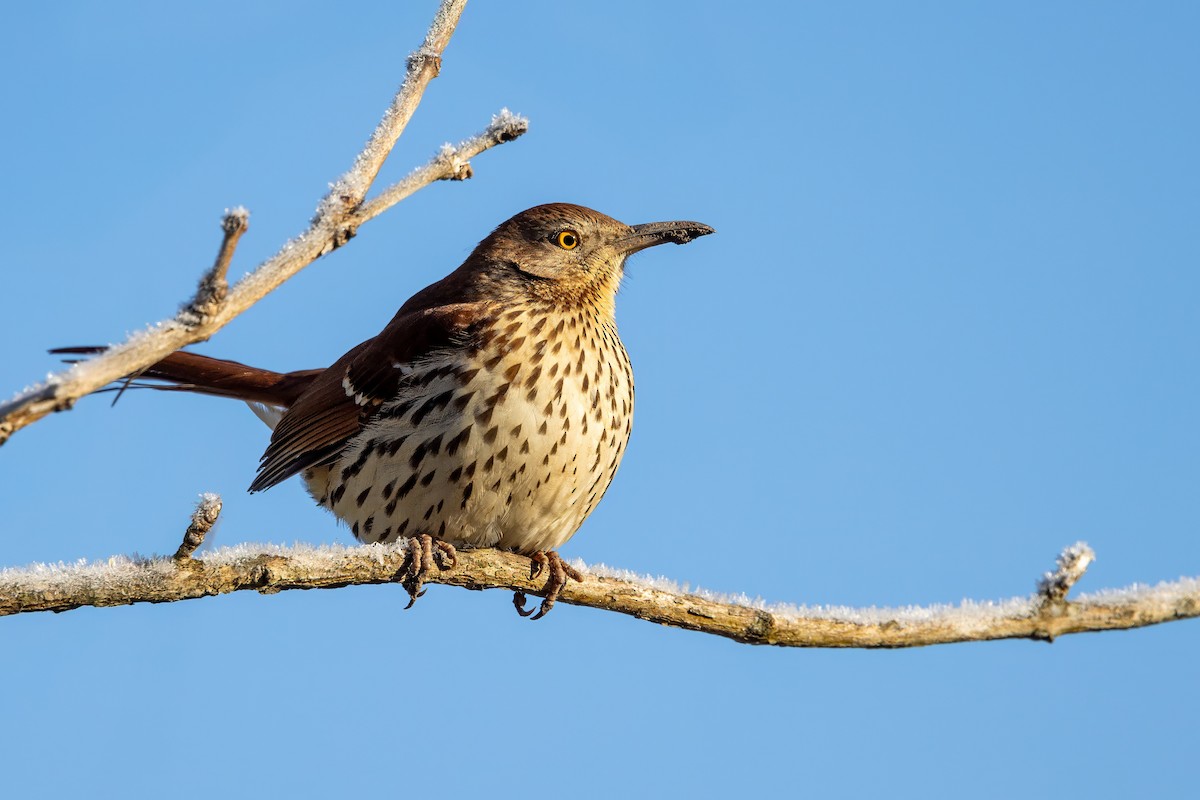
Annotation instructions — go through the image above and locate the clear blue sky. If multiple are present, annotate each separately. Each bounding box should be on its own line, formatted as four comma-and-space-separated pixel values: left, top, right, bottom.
2, 2, 1197, 797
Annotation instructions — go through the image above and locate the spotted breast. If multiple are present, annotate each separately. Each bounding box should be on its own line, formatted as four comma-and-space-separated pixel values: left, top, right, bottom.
310, 303, 634, 555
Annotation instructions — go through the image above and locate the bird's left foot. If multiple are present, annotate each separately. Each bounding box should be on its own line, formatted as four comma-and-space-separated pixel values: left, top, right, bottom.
400, 534, 457, 608
513, 550, 584, 620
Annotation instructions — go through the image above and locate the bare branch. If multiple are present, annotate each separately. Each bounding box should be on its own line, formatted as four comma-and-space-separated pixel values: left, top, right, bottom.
1037, 541, 1095, 604
174, 494, 222, 561
337, 0, 468, 202
187, 210, 248, 321
0, 0, 526, 447
2, 541, 1196, 647
353, 109, 530, 226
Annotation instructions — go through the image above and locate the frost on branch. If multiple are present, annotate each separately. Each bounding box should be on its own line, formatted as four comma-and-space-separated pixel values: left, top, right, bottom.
174, 493, 222, 560
1, 541, 1197, 648
1037, 541, 1095, 603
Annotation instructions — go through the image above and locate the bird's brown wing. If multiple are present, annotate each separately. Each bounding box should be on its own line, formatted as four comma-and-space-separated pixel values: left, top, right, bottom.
250, 302, 488, 492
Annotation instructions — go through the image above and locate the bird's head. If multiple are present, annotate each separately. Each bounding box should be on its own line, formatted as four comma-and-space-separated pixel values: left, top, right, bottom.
467, 203, 714, 314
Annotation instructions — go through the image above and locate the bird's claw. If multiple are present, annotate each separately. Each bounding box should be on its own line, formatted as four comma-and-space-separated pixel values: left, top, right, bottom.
512, 550, 583, 620
513, 590, 536, 617
400, 533, 457, 607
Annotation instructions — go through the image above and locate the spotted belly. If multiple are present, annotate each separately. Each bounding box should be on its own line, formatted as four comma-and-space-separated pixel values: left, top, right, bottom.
306, 321, 634, 554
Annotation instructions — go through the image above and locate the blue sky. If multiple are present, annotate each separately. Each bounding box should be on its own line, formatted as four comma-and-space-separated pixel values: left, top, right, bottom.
2, 2, 1198, 796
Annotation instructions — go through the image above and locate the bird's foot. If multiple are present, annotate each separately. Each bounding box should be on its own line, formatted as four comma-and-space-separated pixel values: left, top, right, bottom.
513, 550, 584, 620
400, 534, 457, 608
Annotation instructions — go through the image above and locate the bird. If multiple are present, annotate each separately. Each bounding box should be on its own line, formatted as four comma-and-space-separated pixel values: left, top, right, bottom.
69, 204, 713, 617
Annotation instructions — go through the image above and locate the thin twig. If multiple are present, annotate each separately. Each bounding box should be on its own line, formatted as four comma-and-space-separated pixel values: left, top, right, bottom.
335, 0, 468, 204
354, 109, 529, 226
1, 542, 1195, 648
174, 494, 223, 561
188, 209, 248, 321
0, 0, 526, 447
1038, 541, 1095, 604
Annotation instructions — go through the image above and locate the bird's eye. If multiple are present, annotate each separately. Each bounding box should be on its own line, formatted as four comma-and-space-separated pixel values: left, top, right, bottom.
554, 230, 580, 250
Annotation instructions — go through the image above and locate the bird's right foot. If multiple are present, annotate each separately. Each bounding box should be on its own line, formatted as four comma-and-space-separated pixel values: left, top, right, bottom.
513, 550, 583, 620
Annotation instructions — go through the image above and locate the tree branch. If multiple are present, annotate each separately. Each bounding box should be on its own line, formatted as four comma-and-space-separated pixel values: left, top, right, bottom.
173, 493, 222, 561
2, 538, 1195, 647
187, 209, 248, 320
0, 0, 528, 447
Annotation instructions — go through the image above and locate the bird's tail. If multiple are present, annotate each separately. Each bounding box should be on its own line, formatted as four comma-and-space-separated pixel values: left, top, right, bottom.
51, 347, 321, 409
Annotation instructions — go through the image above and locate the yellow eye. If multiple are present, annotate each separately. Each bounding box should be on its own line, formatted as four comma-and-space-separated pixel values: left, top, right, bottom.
555, 230, 580, 250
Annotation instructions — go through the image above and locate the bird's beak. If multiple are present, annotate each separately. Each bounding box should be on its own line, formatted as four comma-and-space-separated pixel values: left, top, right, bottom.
618, 220, 715, 255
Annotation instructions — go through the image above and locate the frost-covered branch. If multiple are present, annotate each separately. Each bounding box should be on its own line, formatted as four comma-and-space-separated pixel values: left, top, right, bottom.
352, 111, 527, 227
188, 210, 247, 320
0, 0, 528, 447
174, 494, 222, 561
2, 541, 1196, 647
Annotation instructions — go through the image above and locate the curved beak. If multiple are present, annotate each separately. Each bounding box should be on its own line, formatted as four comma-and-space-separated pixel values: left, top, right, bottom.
618, 220, 715, 255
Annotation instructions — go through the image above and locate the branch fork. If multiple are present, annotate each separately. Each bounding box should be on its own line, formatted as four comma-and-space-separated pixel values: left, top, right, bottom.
186, 209, 248, 323
0, 0, 526, 447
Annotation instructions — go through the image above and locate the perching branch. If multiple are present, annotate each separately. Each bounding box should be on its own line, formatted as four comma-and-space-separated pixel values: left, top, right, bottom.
0, 0, 527, 447
2, 536, 1196, 648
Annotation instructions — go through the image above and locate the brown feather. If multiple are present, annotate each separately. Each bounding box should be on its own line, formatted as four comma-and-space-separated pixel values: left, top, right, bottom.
343, 302, 489, 406
51, 347, 321, 406
139, 351, 321, 406
249, 302, 491, 493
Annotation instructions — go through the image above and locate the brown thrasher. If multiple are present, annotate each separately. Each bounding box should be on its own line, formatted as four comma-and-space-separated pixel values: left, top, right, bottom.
82, 204, 713, 617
